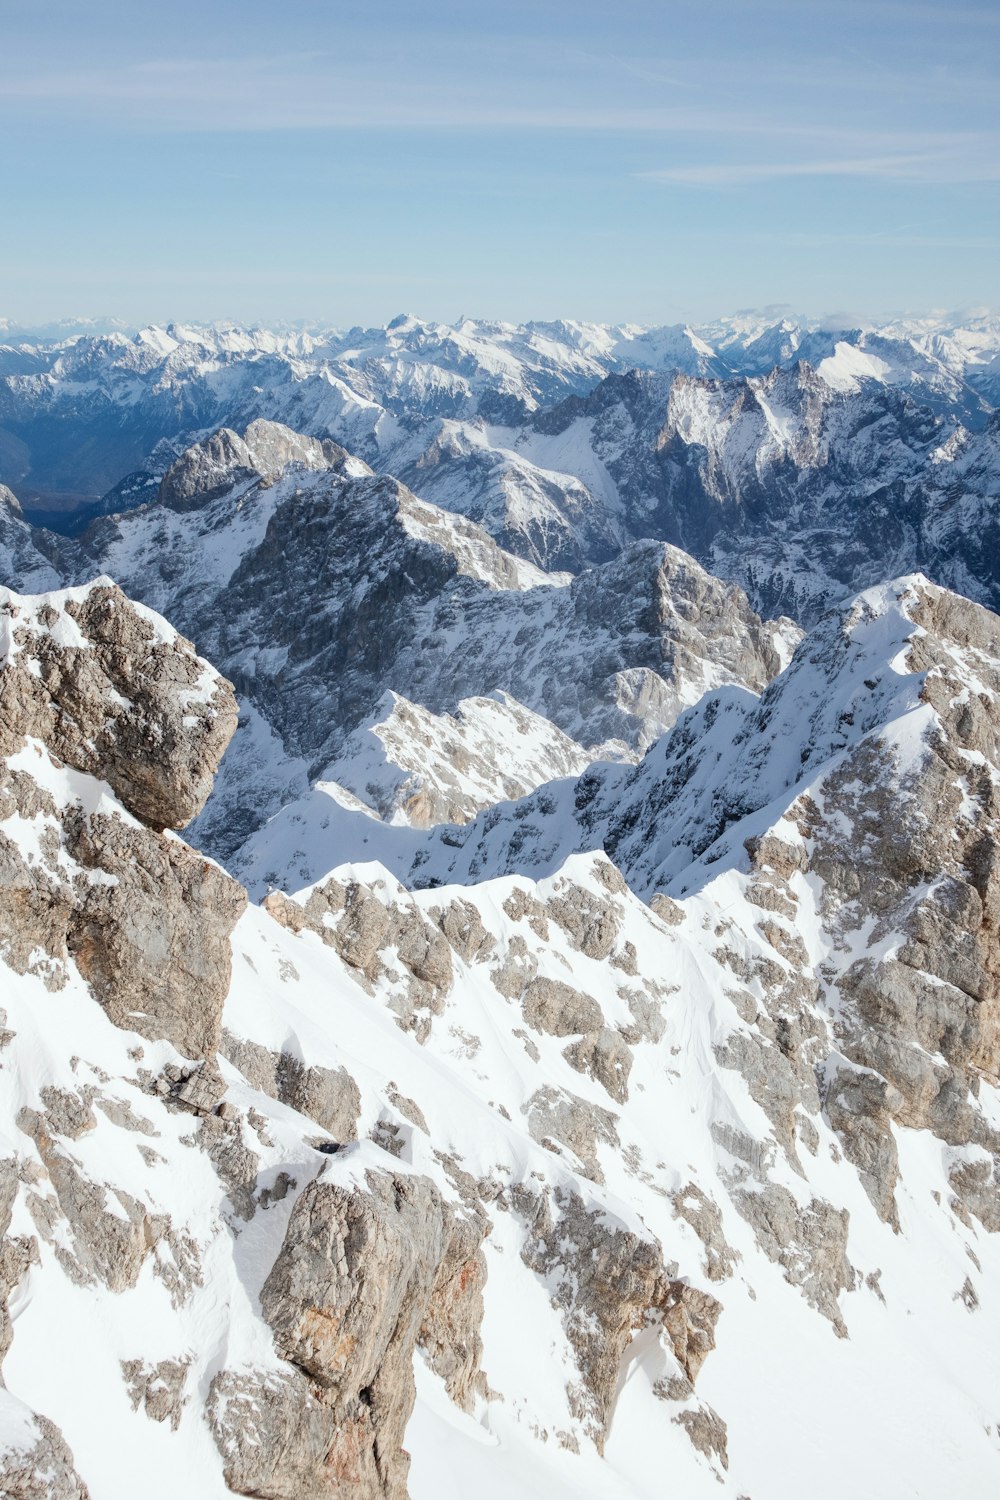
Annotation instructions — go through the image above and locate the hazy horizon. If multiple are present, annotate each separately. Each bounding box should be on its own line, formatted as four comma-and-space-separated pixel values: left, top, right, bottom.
2, 303, 999, 341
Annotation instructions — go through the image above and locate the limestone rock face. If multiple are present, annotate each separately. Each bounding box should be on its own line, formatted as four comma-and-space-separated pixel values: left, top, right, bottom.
0, 581, 238, 830
418, 1207, 489, 1412
0, 582, 245, 1056
207, 1367, 364, 1500
66, 812, 246, 1057
158, 419, 354, 512
515, 1183, 721, 1451
221, 1031, 362, 1142
0, 1403, 91, 1500
264, 872, 454, 1041
256, 1169, 453, 1500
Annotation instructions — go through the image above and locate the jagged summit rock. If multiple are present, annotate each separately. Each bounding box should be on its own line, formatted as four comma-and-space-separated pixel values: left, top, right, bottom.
157, 418, 364, 512
0, 579, 245, 1058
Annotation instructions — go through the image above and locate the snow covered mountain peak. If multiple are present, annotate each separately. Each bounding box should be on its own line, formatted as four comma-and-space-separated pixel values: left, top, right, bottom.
1, 303, 1000, 1500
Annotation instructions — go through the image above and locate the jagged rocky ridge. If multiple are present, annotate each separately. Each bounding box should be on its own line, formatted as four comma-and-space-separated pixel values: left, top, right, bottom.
0, 419, 797, 858
1, 554, 999, 1499
381, 365, 1000, 620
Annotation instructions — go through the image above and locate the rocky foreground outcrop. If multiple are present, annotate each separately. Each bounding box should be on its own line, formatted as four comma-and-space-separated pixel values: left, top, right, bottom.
0, 582, 723, 1500
2, 570, 1000, 1499
0, 581, 244, 1056
236, 572, 1000, 1493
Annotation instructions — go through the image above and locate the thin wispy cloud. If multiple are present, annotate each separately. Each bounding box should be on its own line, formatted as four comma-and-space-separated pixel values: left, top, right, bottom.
1, 0, 995, 322
1, 59, 993, 151
638, 150, 1000, 186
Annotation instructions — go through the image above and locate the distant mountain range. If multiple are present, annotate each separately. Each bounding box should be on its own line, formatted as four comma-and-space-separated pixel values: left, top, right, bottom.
2, 311, 998, 511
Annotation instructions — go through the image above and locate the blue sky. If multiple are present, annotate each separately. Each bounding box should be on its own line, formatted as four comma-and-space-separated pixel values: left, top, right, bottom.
1, 0, 997, 326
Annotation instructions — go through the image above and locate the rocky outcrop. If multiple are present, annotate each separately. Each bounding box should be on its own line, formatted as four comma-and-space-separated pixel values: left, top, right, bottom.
265, 874, 453, 1040
418, 1207, 489, 1412
207, 1367, 360, 1500
0, 581, 237, 830
0, 582, 244, 1056
0, 1401, 90, 1500
513, 1183, 721, 1450
158, 419, 355, 512
66, 813, 245, 1057
785, 584, 1000, 1221
250, 1169, 457, 1500
221, 1030, 362, 1143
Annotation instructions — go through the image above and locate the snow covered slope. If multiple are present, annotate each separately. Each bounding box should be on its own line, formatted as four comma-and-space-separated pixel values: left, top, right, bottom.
3, 573, 1000, 1500
320, 690, 596, 827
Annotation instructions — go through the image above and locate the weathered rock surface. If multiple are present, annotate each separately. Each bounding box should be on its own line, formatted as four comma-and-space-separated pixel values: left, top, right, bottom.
514, 1183, 721, 1450
255, 1169, 455, 1499
0, 1401, 90, 1500
0, 581, 245, 1056
158, 419, 355, 513
0, 581, 238, 830
221, 1031, 362, 1143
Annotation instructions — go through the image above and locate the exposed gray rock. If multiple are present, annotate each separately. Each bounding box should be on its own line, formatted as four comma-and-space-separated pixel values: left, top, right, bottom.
562, 1027, 633, 1103
670, 1183, 739, 1282
418, 1206, 489, 1411
65, 811, 245, 1058
0, 1400, 90, 1500
673, 1403, 729, 1472
433, 897, 496, 963
947, 1151, 1000, 1233
524, 1085, 620, 1183
619, 987, 667, 1045
264, 878, 453, 1039
195, 1113, 260, 1222
207, 1366, 370, 1500
733, 1183, 854, 1335
546, 882, 622, 960
0, 1157, 35, 1367
0, 582, 237, 831
16, 1107, 158, 1292
514, 1183, 720, 1450
221, 1031, 361, 1142
165, 1060, 227, 1116
158, 421, 351, 513
0, 582, 245, 1058
825, 1063, 901, 1226
257, 1168, 457, 1499
120, 1357, 190, 1431
522, 977, 603, 1038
